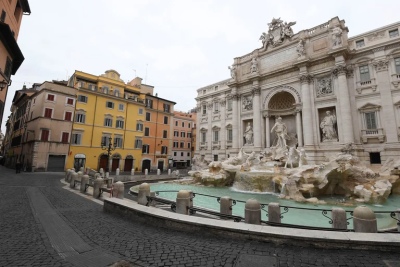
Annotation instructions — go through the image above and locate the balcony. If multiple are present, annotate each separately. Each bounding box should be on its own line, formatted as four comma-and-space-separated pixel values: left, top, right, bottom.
356, 78, 377, 94
200, 142, 207, 150
361, 128, 385, 143
391, 73, 400, 88
212, 141, 220, 149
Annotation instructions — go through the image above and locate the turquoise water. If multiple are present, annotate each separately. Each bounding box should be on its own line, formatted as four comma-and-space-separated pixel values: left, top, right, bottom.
131, 182, 400, 230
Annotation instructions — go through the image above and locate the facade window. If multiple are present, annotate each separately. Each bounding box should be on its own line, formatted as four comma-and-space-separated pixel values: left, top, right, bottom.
118, 103, 124, 111
227, 99, 232, 111
0, 10, 6, 22
174, 131, 179, 137
213, 131, 219, 142
142, 144, 150, 154
202, 104, 207, 115
102, 86, 109, 94
365, 112, 377, 129
138, 108, 143, 115
181, 152, 184, 156
114, 136, 123, 148
180, 142, 184, 148
64, 111, 72, 121
164, 116, 168, 124
181, 132, 185, 138
389, 29, 399, 38
67, 98, 74, 105
106, 101, 114, 109
145, 112, 151, 121
161, 146, 168, 154
134, 138, 142, 149
41, 129, 50, 141
173, 141, 178, 148
101, 135, 110, 146
188, 123, 191, 128
116, 119, 124, 129
144, 127, 150, 136
203, 89, 206, 95
163, 130, 168, 138
201, 132, 206, 142
88, 84, 97, 91
182, 122, 185, 127
214, 102, 219, 112
359, 65, 370, 82
145, 99, 153, 108
136, 122, 143, 131
44, 108, 53, 118
187, 152, 190, 156
187, 132, 192, 138
47, 94, 55, 101
104, 117, 113, 127
356, 39, 365, 48
174, 152, 177, 156
114, 89, 120, 97
77, 95, 88, 103
175, 121, 178, 126
214, 85, 218, 91
75, 113, 86, 123
71, 133, 81, 145
187, 143, 191, 148
163, 103, 170, 113
395, 57, 400, 74
227, 129, 233, 141
61, 132, 69, 143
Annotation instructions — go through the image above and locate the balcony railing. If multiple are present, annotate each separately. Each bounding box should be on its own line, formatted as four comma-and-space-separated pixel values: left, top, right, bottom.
356, 78, 377, 94
391, 73, 400, 88
361, 128, 385, 143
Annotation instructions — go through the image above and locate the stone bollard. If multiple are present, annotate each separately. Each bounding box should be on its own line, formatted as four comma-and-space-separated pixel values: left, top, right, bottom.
77, 171, 83, 183
187, 190, 194, 210
65, 169, 69, 181
66, 169, 73, 182
105, 172, 109, 178
245, 199, 261, 225
268, 202, 281, 224
85, 167, 90, 174
176, 190, 190, 215
157, 169, 161, 175
80, 174, 89, 193
106, 178, 113, 188
70, 172, 78, 188
168, 169, 171, 176
131, 169, 135, 176
145, 169, 148, 176
138, 183, 150, 205
112, 181, 124, 199
332, 208, 347, 230
219, 196, 233, 217
353, 205, 377, 233
116, 168, 120, 176
93, 177, 104, 199
79, 167, 84, 172
99, 168, 104, 177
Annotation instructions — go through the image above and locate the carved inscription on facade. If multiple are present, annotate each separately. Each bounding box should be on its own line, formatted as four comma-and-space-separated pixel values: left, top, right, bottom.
260, 46, 297, 71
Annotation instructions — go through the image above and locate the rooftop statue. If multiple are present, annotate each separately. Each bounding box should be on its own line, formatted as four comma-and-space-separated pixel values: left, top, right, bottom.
260, 18, 296, 49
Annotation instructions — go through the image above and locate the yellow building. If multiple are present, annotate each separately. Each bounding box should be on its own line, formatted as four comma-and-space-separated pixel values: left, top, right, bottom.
65, 69, 149, 173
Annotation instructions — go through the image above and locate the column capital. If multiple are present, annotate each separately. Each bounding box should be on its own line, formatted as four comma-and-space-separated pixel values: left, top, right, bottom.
262, 110, 270, 118
331, 65, 352, 78
207, 102, 213, 109
299, 74, 314, 84
252, 87, 261, 96
231, 94, 240, 101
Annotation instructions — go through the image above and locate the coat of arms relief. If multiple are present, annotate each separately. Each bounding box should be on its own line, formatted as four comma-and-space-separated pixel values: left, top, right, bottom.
259, 18, 296, 49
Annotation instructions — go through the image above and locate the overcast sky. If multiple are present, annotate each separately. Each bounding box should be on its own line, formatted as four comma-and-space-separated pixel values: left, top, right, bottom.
3, 0, 400, 132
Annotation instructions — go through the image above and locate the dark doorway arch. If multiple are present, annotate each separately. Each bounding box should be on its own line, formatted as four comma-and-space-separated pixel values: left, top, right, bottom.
142, 159, 151, 173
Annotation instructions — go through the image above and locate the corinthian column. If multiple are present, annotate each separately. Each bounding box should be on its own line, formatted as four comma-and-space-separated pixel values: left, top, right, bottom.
231, 92, 240, 149
264, 113, 270, 148
207, 102, 213, 151
220, 99, 226, 150
332, 65, 354, 143
252, 87, 261, 148
295, 108, 303, 147
299, 74, 314, 146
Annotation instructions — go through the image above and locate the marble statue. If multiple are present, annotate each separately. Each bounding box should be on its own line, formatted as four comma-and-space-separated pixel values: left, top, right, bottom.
284, 147, 299, 168
320, 111, 337, 141
260, 18, 296, 49
332, 26, 343, 46
243, 122, 254, 145
228, 65, 236, 79
296, 39, 305, 57
250, 57, 258, 73
271, 117, 289, 149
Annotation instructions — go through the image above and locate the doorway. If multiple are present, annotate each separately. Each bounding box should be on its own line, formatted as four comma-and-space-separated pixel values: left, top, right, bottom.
142, 159, 151, 173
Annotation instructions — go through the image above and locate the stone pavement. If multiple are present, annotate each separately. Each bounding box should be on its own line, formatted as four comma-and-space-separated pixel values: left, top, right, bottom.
0, 166, 399, 267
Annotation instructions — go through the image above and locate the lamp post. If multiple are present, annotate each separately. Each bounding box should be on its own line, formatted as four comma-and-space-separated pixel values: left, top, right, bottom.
101, 137, 116, 174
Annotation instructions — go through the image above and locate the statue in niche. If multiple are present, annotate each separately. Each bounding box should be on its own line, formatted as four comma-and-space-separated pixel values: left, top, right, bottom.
250, 57, 258, 73
270, 117, 289, 149
332, 26, 343, 47
320, 110, 337, 141
243, 122, 254, 145
228, 65, 236, 79
296, 39, 305, 57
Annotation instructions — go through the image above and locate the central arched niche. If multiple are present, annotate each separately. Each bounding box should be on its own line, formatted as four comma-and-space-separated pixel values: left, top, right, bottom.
268, 91, 296, 111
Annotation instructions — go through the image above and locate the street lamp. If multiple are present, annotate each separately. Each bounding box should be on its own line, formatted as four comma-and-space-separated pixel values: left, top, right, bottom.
101, 137, 116, 173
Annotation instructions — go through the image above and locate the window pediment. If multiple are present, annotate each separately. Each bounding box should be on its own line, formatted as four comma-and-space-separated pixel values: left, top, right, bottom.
358, 103, 381, 112
212, 125, 220, 130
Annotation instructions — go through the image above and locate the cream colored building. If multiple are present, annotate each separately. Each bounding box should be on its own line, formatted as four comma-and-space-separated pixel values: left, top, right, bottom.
195, 17, 400, 166
22, 81, 76, 171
